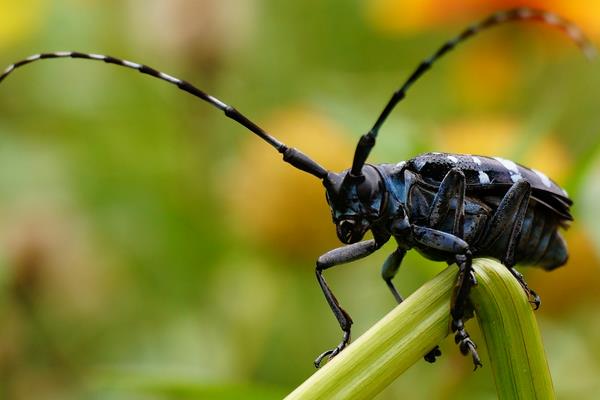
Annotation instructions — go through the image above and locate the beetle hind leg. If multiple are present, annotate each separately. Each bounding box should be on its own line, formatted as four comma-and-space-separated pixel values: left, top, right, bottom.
479, 180, 540, 308
509, 267, 541, 309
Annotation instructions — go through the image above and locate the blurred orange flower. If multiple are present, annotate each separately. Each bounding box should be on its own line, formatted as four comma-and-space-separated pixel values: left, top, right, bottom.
366, 0, 600, 38
366, 2, 597, 129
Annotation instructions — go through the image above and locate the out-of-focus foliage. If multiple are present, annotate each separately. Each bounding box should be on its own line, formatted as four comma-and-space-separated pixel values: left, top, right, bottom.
0, 1, 598, 399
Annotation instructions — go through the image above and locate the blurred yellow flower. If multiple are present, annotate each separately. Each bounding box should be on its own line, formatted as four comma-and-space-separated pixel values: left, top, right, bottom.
224, 107, 354, 259
0, 1, 46, 48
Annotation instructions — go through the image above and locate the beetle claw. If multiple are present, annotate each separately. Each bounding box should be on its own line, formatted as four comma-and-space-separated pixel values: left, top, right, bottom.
453, 319, 483, 370
314, 350, 334, 368
424, 346, 442, 363
529, 291, 541, 310
314, 330, 350, 368
521, 282, 541, 309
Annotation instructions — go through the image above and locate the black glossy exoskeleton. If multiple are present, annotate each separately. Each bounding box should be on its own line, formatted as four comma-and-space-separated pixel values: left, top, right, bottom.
0, 8, 594, 370
318, 152, 572, 368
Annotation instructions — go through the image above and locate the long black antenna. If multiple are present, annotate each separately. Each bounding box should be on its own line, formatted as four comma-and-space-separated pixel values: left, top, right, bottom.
0, 51, 329, 179
350, 7, 596, 177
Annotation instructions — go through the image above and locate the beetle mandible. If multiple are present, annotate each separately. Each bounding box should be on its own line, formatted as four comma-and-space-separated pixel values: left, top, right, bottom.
0, 7, 595, 370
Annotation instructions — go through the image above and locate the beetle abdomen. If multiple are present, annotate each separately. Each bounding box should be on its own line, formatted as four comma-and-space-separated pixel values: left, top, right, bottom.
515, 204, 569, 270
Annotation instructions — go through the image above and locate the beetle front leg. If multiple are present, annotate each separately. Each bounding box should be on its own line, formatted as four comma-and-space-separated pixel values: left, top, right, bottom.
314, 239, 382, 368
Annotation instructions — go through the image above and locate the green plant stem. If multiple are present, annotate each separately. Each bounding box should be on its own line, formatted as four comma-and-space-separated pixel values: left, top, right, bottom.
285, 258, 554, 400
286, 264, 455, 400
470, 258, 555, 399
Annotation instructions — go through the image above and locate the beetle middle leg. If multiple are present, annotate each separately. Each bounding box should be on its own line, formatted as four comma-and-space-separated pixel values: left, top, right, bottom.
381, 248, 407, 303
425, 168, 471, 364
381, 247, 444, 363
419, 168, 484, 367
412, 225, 482, 369
314, 239, 384, 368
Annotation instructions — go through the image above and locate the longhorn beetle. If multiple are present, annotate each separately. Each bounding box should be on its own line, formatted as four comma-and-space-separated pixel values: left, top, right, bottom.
0, 8, 595, 370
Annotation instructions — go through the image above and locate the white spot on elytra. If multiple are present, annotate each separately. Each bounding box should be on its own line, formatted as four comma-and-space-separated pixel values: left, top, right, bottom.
532, 169, 552, 188
396, 161, 406, 169
472, 156, 481, 165
447, 155, 458, 163
478, 171, 490, 184
493, 157, 519, 174
511, 174, 523, 183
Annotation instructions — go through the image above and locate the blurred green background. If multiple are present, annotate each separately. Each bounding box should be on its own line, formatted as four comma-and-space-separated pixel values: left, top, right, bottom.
0, 1, 599, 399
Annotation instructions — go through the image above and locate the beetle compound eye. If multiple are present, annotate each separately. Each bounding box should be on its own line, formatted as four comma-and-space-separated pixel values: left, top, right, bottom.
356, 166, 382, 205
357, 180, 374, 204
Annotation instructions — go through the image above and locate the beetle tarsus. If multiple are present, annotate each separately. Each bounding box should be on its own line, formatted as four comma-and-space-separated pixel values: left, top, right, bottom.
530, 290, 541, 310
424, 346, 442, 363
314, 330, 350, 368
509, 267, 541, 309
453, 319, 482, 370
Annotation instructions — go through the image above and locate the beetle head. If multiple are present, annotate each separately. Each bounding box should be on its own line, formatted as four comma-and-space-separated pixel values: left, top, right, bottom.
323, 165, 385, 244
